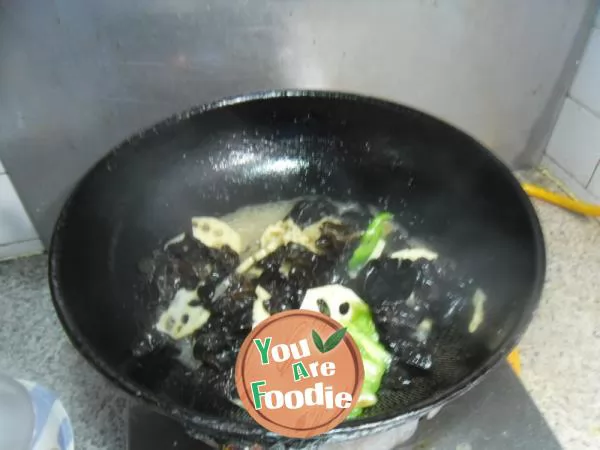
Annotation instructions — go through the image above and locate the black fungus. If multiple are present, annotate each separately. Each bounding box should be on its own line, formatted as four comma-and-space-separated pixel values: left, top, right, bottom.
257, 267, 301, 314
138, 196, 488, 406
289, 243, 336, 279
144, 233, 240, 309
209, 278, 255, 332
131, 329, 172, 359
196, 278, 218, 302
315, 232, 347, 256
411, 257, 476, 326
193, 330, 227, 356
199, 282, 256, 346
288, 257, 330, 289
193, 316, 245, 371
265, 292, 300, 315
257, 245, 288, 271
411, 258, 444, 303
165, 233, 211, 261
149, 255, 183, 305
286, 242, 322, 262
372, 300, 428, 343
204, 348, 239, 371
175, 260, 201, 290
214, 245, 240, 274
286, 198, 339, 228
257, 218, 356, 290
208, 367, 239, 403
387, 338, 433, 371
125, 346, 185, 392
318, 221, 359, 258
340, 207, 373, 232
431, 290, 473, 327
386, 229, 411, 253
327, 244, 359, 286
358, 257, 417, 308
255, 242, 340, 314
381, 360, 415, 389
257, 266, 289, 294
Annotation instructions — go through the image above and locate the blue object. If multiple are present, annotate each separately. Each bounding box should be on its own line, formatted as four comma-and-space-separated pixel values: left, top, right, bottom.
0, 374, 74, 450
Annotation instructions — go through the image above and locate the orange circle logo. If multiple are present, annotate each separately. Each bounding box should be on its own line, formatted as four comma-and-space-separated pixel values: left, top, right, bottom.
235, 310, 365, 438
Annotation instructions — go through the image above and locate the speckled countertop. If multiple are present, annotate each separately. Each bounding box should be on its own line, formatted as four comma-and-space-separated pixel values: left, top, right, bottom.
1, 170, 599, 450
0, 257, 129, 450
515, 170, 600, 449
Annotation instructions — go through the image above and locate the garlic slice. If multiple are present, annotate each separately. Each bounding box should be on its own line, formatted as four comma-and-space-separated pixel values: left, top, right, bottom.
356, 392, 378, 408
414, 318, 433, 343
469, 288, 486, 333
368, 239, 387, 262
163, 232, 185, 250
390, 248, 438, 262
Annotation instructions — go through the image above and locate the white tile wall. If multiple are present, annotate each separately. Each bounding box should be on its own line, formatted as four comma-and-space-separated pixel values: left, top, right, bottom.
0, 170, 44, 260
570, 28, 600, 117
543, 13, 600, 200
0, 175, 39, 243
545, 98, 600, 186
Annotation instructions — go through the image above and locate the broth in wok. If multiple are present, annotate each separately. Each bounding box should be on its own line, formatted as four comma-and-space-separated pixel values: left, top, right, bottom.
134, 196, 486, 419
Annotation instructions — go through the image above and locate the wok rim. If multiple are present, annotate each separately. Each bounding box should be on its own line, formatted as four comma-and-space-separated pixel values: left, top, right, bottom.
48, 89, 546, 443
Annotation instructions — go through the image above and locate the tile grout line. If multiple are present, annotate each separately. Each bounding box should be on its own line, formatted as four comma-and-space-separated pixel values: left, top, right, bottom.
567, 95, 600, 121
0, 238, 43, 248
585, 159, 600, 189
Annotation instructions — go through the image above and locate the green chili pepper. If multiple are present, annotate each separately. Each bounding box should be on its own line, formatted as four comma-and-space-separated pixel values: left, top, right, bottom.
347, 323, 392, 414
343, 308, 392, 421
301, 285, 393, 421
348, 212, 394, 273
347, 407, 363, 419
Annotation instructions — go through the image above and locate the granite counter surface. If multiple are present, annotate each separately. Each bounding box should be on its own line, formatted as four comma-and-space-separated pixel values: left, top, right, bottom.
1, 256, 129, 450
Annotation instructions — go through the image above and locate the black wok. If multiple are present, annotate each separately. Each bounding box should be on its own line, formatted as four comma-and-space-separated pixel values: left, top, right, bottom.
48, 90, 545, 447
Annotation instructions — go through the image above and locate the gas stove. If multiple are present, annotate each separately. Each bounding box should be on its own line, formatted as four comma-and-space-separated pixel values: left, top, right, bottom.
128, 362, 561, 449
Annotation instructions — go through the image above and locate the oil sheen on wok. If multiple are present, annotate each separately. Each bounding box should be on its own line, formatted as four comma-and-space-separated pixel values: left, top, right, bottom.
134, 197, 486, 419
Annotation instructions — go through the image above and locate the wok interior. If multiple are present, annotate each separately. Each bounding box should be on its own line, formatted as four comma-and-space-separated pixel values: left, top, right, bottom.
52, 95, 541, 424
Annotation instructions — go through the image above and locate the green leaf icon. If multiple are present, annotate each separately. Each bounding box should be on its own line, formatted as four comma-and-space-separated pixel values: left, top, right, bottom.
312, 330, 325, 352
323, 327, 347, 353
312, 328, 347, 353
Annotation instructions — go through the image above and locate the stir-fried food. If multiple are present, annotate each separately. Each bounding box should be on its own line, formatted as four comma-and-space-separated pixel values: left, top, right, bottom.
136, 197, 486, 419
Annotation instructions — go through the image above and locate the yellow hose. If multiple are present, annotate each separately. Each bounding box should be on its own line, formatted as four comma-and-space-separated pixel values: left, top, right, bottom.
521, 183, 600, 216
507, 349, 521, 377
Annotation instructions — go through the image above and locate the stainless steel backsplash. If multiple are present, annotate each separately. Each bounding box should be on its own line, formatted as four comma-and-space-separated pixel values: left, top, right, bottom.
0, 0, 596, 245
